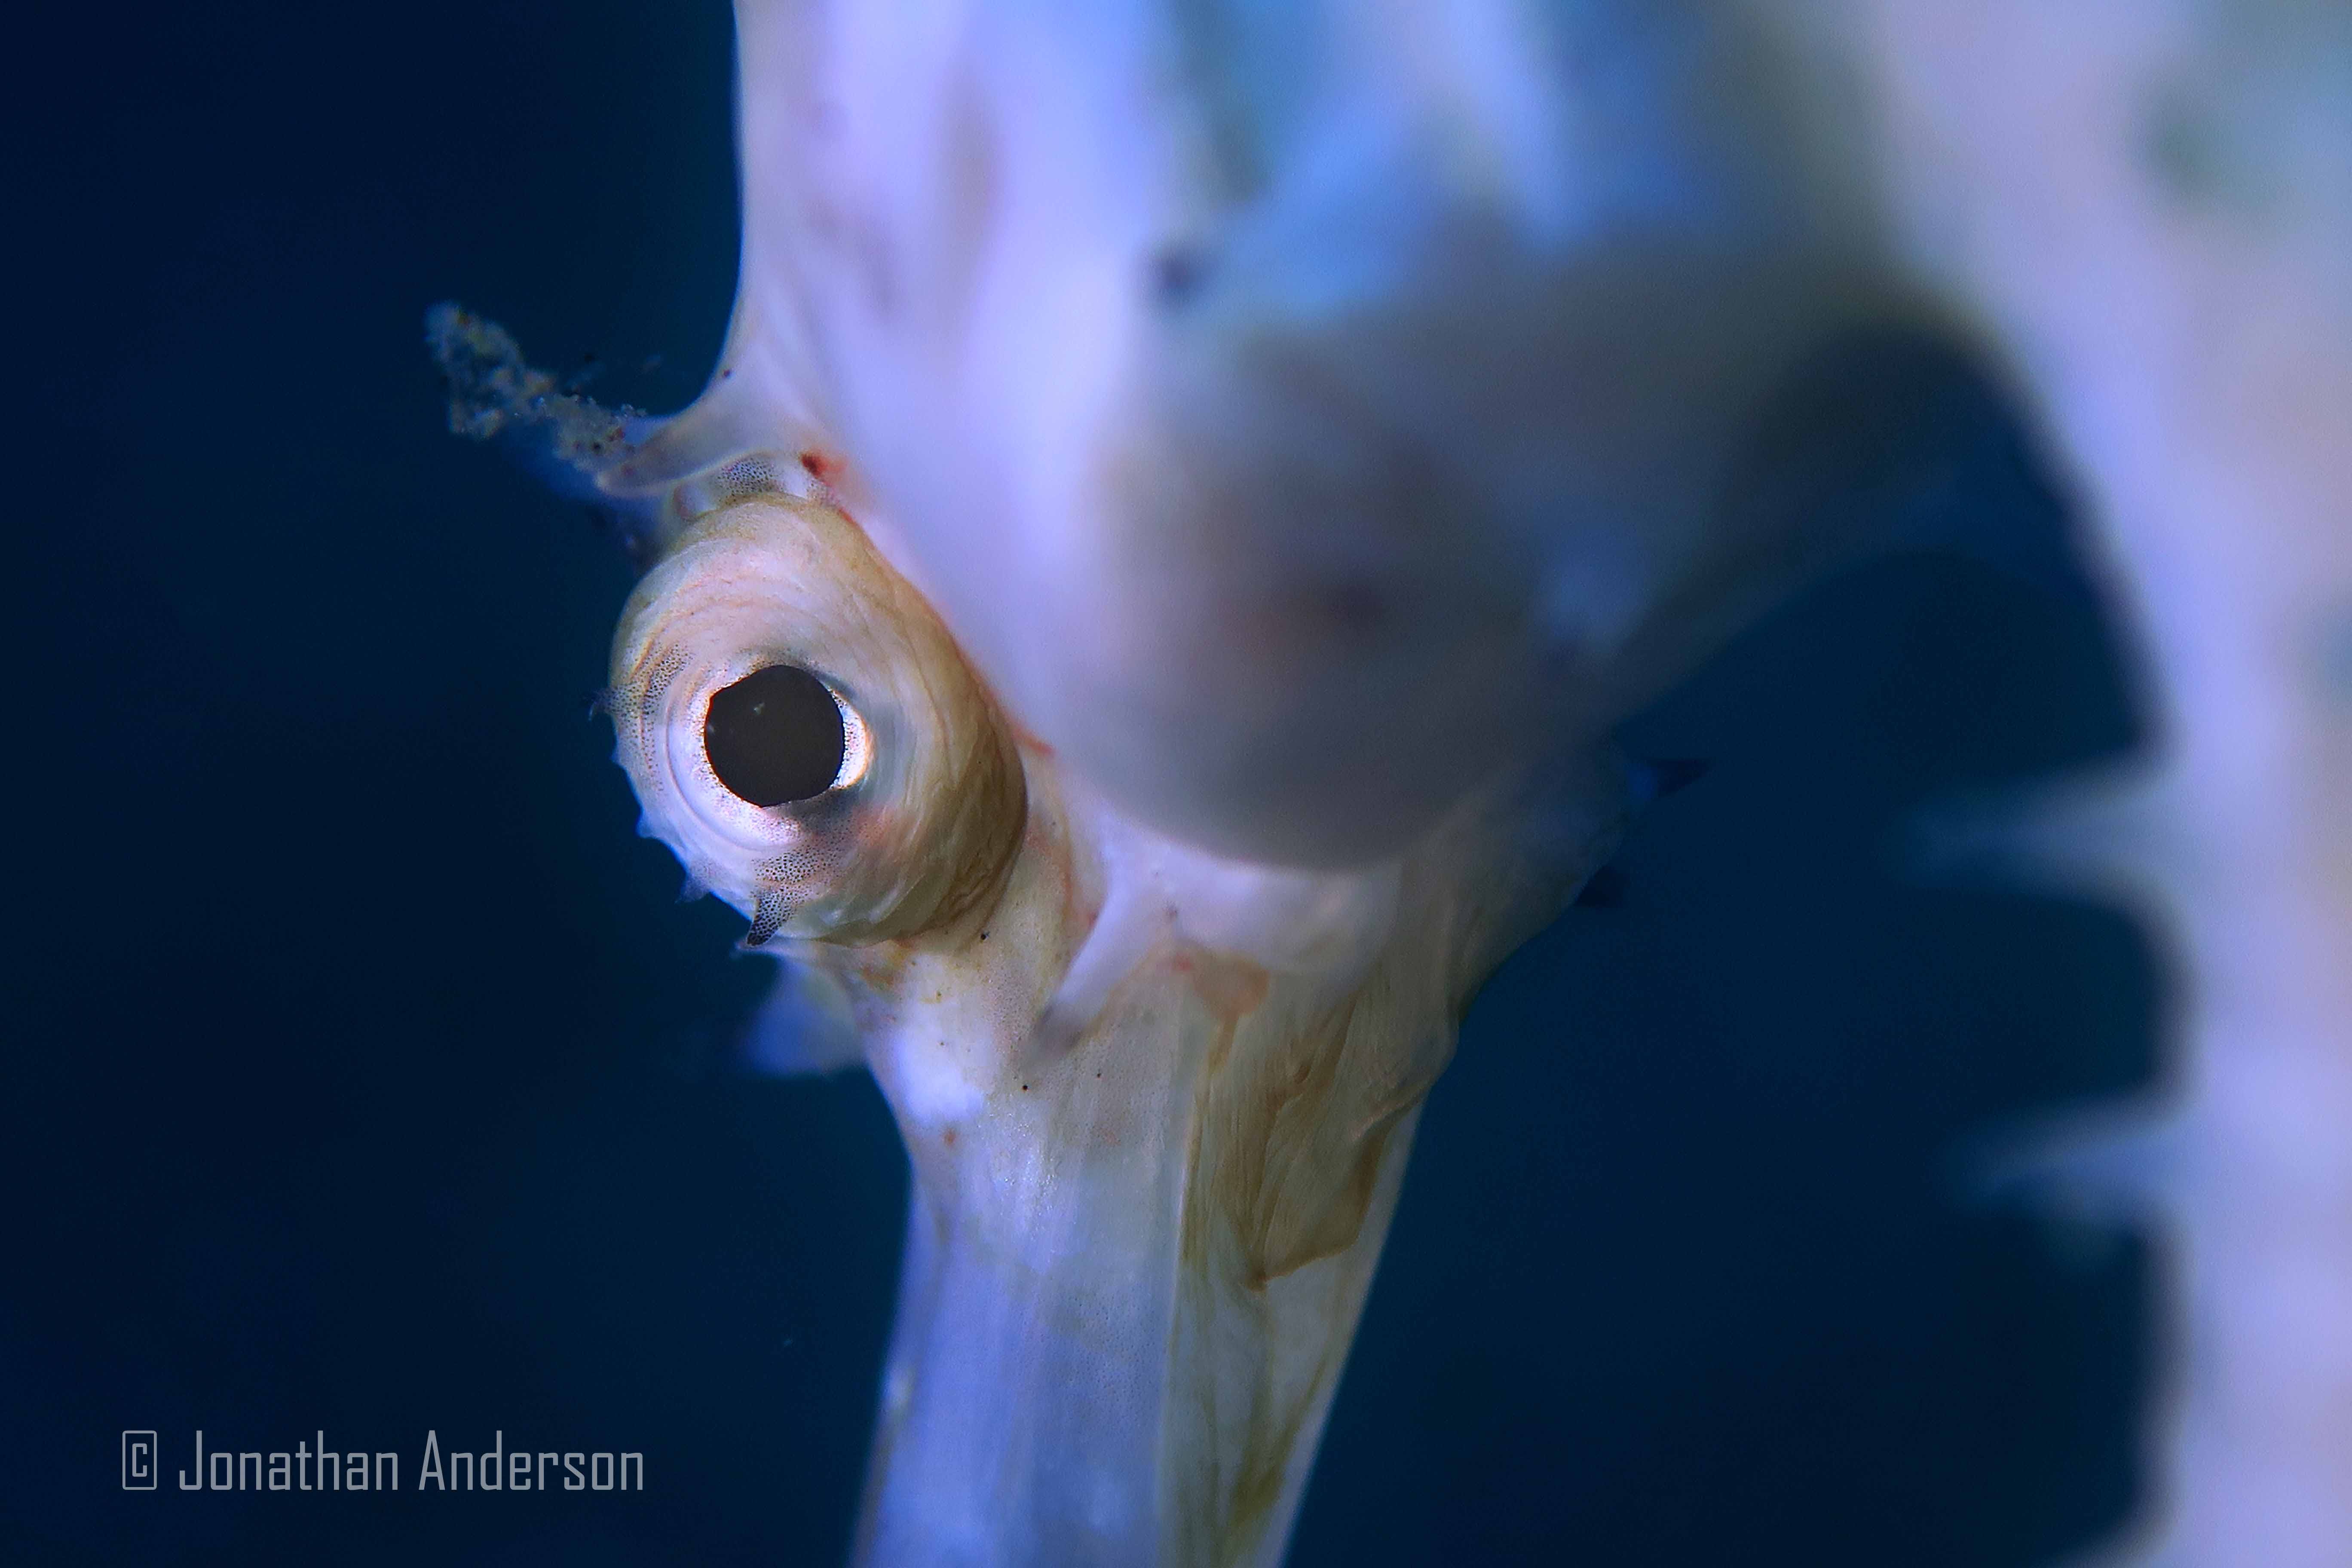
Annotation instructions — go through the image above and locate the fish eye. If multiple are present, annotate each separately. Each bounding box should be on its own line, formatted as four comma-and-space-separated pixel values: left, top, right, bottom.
607, 494, 1023, 945
704, 663, 850, 805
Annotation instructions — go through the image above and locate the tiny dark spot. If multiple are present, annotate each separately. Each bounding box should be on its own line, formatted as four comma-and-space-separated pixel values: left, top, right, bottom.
1642, 757, 1713, 799
1574, 864, 1630, 910
1317, 580, 1386, 636
1150, 245, 1210, 308
942, 1128, 957, 1147
2318, 606, 2352, 706
721, 367, 735, 379
2145, 89, 2225, 202
1020, 1084, 1029, 1092
980, 931, 989, 941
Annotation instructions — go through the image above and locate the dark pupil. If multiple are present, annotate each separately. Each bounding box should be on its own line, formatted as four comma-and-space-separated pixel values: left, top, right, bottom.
703, 665, 847, 806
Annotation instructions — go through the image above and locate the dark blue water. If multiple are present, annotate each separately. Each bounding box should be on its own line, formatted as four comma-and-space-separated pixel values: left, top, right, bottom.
12, 4, 2150, 1563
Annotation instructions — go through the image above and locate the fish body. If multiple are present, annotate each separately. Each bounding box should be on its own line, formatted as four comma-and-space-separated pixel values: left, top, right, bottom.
438, 1, 2352, 1562
601, 490, 1630, 1564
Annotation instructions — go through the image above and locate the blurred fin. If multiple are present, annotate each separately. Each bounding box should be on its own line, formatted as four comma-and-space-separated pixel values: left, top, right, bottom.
742, 953, 866, 1077
1632, 756, 1712, 802
1571, 863, 1629, 908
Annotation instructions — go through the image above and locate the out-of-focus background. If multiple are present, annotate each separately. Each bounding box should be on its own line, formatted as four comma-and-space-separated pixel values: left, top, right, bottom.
9, 3, 2155, 1563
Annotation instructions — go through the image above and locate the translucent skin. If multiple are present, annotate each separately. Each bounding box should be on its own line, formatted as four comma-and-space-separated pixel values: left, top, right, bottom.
607, 491, 1633, 1565
704, 0, 1915, 866
442, 0, 2351, 1562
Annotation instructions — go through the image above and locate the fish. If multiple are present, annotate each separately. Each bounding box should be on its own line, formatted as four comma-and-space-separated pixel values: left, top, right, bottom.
435, 1, 2352, 1563
1868, 6, 2352, 1566
438, 294, 1639, 1560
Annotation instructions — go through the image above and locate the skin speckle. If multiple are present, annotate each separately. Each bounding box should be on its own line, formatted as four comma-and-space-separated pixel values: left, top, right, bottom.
2144, 86, 2241, 203
2318, 605, 2352, 706
1150, 243, 1210, 307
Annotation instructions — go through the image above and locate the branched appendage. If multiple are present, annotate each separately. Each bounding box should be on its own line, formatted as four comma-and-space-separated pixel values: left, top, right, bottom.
428, 306, 847, 567
1872, 4, 2352, 1562
426, 303, 697, 564
425, 301, 643, 465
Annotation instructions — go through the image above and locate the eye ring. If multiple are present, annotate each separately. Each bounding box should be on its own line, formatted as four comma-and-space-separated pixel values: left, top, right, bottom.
610, 494, 1023, 943
702, 662, 873, 806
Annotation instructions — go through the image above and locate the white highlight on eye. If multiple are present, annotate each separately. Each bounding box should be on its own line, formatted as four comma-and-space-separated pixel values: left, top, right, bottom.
640, 651, 840, 898
830, 686, 872, 792
610, 493, 1026, 947
677, 662, 873, 808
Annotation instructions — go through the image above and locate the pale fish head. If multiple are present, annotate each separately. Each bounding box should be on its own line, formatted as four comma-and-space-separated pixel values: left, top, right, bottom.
429, 0, 1919, 1561
621, 0, 1921, 868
